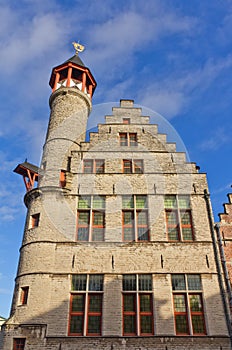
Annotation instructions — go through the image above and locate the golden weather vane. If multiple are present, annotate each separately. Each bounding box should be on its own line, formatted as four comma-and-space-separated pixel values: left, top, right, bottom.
72, 41, 85, 55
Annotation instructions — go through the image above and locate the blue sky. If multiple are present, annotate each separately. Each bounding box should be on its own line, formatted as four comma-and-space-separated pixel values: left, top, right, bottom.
0, 0, 231, 318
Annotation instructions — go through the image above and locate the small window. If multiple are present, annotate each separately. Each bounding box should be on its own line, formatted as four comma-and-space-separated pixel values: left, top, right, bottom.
123, 118, 130, 124
13, 338, 26, 350
83, 160, 104, 174
21, 286, 29, 305
123, 159, 143, 174
30, 213, 40, 228
60, 170, 66, 188
119, 133, 137, 146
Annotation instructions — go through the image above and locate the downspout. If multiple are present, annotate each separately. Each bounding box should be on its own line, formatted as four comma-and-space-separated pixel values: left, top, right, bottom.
215, 223, 232, 312
204, 189, 232, 344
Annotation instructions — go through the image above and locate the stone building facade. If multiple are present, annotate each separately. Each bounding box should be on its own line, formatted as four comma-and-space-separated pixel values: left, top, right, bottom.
0, 52, 231, 349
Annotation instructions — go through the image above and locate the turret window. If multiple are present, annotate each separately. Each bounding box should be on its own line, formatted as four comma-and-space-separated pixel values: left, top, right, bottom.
122, 195, 149, 241
77, 196, 105, 241
83, 159, 104, 174
20, 286, 29, 305
29, 213, 40, 229
119, 133, 137, 146
165, 195, 194, 241
122, 274, 154, 336
69, 274, 103, 336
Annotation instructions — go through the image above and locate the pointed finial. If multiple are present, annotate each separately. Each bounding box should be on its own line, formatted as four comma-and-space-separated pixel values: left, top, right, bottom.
72, 41, 85, 55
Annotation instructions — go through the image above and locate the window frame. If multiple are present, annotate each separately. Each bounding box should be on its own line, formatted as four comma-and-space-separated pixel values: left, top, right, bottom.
77, 196, 105, 241
119, 133, 138, 147
13, 338, 26, 350
122, 195, 149, 242
30, 213, 40, 229
165, 195, 194, 241
83, 159, 105, 174
20, 286, 29, 305
123, 159, 143, 174
122, 274, 154, 336
69, 274, 104, 336
172, 274, 206, 336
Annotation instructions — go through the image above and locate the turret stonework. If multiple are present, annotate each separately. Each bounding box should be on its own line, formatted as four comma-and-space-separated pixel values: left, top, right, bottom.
0, 50, 231, 350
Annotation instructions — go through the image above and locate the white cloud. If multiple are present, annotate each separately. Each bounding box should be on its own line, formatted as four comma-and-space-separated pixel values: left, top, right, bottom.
199, 127, 230, 151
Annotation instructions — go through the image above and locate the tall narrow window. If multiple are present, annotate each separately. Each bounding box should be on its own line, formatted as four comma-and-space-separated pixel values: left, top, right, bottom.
83, 160, 104, 174
30, 213, 40, 228
122, 195, 149, 241
165, 195, 194, 241
123, 274, 153, 336
172, 274, 206, 335
21, 286, 29, 305
123, 159, 143, 174
119, 133, 137, 146
69, 274, 103, 336
77, 196, 105, 241
13, 338, 26, 350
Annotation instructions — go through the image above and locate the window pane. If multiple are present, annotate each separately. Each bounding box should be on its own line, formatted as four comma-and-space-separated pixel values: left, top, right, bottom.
138, 228, 149, 241
181, 211, 191, 225
166, 211, 178, 225
129, 133, 137, 146
93, 196, 105, 209
182, 228, 193, 241
140, 294, 152, 311
93, 211, 104, 225
14, 339, 26, 350
192, 315, 205, 334
78, 212, 89, 225
95, 160, 104, 174
71, 294, 85, 312
168, 227, 179, 241
124, 227, 134, 241
164, 195, 177, 208
187, 275, 202, 290
123, 275, 136, 291
92, 228, 104, 241
123, 294, 136, 311
89, 275, 103, 291
136, 196, 147, 209
189, 294, 202, 311
123, 211, 134, 224
123, 160, 132, 174
174, 294, 186, 312
134, 160, 143, 174
172, 275, 186, 290
78, 228, 89, 241
78, 196, 91, 209
122, 196, 134, 209
139, 275, 152, 291
175, 315, 189, 334
137, 211, 148, 225
124, 315, 136, 334
141, 315, 153, 334
70, 315, 83, 334
88, 294, 102, 312
83, 160, 93, 173
120, 133, 127, 146
88, 315, 101, 334
178, 195, 190, 209
72, 275, 87, 291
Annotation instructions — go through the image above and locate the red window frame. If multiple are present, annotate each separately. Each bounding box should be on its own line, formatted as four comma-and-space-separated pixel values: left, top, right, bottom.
123, 159, 132, 174
180, 209, 194, 241
83, 160, 93, 173
69, 294, 85, 335
13, 338, 26, 350
21, 286, 29, 305
139, 293, 154, 335
173, 293, 189, 335
123, 118, 130, 124
134, 160, 143, 173
123, 293, 137, 335
30, 213, 40, 228
60, 170, 66, 188
86, 293, 103, 336
123, 159, 143, 174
